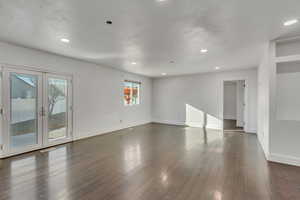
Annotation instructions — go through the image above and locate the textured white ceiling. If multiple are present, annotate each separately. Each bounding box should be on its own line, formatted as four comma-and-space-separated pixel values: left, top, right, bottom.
0, 0, 300, 77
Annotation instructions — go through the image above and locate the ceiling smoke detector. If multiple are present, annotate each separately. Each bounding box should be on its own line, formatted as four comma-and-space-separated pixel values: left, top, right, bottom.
106, 20, 113, 25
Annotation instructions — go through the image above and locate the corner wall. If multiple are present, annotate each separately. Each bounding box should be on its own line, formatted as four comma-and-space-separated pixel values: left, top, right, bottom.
152, 69, 257, 133
257, 42, 271, 157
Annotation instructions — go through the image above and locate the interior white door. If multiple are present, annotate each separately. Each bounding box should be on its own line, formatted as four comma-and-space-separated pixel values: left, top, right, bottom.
43, 73, 72, 146
2, 68, 43, 156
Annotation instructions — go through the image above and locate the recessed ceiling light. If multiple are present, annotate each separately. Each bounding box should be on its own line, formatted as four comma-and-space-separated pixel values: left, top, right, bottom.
161, 73, 167, 76
284, 19, 298, 26
60, 38, 70, 43
200, 49, 208, 53
131, 62, 137, 65
215, 66, 220, 70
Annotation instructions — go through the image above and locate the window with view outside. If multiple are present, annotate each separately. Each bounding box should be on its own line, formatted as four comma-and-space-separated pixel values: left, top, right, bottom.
124, 81, 140, 105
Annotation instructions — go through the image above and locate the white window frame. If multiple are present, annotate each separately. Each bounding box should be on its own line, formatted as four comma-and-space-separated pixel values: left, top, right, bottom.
124, 80, 141, 106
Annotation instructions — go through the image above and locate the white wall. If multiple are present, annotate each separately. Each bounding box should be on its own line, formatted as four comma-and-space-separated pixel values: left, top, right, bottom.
0, 42, 152, 141
276, 67, 300, 121
152, 69, 257, 133
223, 82, 237, 120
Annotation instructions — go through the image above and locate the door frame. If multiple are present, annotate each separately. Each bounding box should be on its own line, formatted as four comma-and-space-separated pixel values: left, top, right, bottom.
221, 78, 249, 132
0, 64, 73, 158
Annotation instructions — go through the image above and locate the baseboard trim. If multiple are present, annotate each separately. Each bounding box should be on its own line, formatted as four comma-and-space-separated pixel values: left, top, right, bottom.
206, 124, 222, 130
245, 128, 257, 134
245, 131, 257, 134
268, 153, 300, 167
152, 120, 185, 126
74, 121, 152, 141
153, 120, 223, 130
257, 137, 269, 160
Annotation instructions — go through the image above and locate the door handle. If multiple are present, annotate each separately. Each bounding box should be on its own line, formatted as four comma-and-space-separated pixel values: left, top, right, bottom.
39, 109, 43, 117
39, 107, 46, 117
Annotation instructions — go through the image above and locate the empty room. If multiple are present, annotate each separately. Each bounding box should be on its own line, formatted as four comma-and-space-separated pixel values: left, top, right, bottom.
0, 0, 300, 199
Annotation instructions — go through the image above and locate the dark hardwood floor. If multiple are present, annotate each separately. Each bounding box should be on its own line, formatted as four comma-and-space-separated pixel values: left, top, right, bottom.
0, 123, 300, 200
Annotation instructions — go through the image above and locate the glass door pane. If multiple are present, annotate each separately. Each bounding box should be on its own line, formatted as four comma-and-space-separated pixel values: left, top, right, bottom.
47, 77, 68, 140
10, 73, 38, 148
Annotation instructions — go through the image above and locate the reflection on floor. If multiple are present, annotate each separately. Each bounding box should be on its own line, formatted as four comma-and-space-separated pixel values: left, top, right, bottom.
1, 123, 300, 200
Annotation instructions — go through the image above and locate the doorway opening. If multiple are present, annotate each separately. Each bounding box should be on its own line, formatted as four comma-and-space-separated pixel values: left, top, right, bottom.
223, 80, 245, 132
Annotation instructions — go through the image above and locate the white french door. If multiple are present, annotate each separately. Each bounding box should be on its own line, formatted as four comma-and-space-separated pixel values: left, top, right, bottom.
43, 73, 72, 146
2, 68, 44, 155
1, 67, 73, 157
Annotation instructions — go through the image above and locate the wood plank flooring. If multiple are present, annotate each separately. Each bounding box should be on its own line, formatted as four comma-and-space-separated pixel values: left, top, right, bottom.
0, 123, 300, 200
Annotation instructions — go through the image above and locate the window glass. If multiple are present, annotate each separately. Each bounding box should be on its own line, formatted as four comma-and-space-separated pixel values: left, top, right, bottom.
10, 73, 38, 148
124, 81, 140, 105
